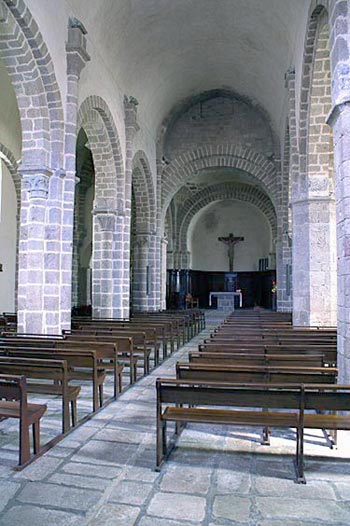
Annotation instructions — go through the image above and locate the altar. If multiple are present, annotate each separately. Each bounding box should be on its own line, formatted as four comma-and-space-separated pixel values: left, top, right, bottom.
209, 291, 243, 311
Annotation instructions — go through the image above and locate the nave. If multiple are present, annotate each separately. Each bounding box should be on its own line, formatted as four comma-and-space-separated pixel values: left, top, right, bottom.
0, 311, 350, 526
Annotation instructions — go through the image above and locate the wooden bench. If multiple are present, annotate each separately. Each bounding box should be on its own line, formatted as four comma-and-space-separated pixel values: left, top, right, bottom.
0, 336, 124, 400
156, 379, 350, 483
0, 356, 80, 433
0, 374, 46, 467
199, 342, 337, 366
75, 320, 172, 359
0, 345, 107, 412
189, 351, 327, 367
70, 327, 158, 369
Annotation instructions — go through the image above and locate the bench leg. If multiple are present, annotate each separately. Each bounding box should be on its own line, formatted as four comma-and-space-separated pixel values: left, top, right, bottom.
71, 400, 77, 427
163, 339, 168, 359
330, 429, 338, 447
156, 419, 166, 471
155, 345, 160, 366
118, 371, 123, 393
99, 383, 104, 407
19, 422, 31, 466
295, 426, 306, 484
63, 399, 70, 434
262, 426, 270, 446
32, 421, 40, 455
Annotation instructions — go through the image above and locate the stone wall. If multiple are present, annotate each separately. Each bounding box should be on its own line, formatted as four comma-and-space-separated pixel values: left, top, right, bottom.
164, 91, 276, 161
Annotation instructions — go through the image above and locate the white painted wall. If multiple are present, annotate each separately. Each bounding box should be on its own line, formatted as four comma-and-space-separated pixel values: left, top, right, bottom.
0, 161, 17, 312
189, 200, 272, 272
0, 60, 21, 159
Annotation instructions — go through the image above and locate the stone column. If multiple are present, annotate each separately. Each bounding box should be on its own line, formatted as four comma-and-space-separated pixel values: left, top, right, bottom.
161, 236, 168, 310
61, 18, 90, 328
92, 209, 117, 317
327, 0, 350, 381
123, 96, 139, 318
17, 169, 51, 333
286, 66, 336, 326
132, 233, 151, 311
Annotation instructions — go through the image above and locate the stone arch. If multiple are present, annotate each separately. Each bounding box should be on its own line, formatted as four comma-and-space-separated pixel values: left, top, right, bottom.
298, 2, 329, 160
77, 96, 125, 318
292, 1, 336, 327
175, 183, 277, 268
77, 96, 124, 208
131, 150, 157, 311
0, 0, 64, 170
132, 150, 156, 233
161, 146, 278, 227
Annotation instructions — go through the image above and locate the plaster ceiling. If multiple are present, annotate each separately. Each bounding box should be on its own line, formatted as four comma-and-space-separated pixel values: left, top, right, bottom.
68, 0, 308, 135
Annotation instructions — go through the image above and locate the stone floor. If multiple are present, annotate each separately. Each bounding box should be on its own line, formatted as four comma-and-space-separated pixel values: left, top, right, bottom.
1, 311, 350, 525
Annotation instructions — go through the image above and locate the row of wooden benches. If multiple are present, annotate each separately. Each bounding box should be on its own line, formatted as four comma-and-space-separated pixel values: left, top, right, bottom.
156, 310, 347, 483
0, 308, 204, 467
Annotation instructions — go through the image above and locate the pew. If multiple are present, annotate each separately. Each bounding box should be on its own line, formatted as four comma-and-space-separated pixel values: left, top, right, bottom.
0, 336, 125, 395
0, 356, 80, 433
156, 379, 350, 483
0, 346, 107, 412
0, 374, 46, 467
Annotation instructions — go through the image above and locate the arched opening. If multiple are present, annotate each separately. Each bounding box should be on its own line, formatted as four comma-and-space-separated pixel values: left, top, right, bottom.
130, 152, 157, 312
72, 129, 95, 315
307, 20, 336, 325
292, 8, 336, 327
77, 97, 124, 319
0, 58, 21, 313
164, 173, 277, 310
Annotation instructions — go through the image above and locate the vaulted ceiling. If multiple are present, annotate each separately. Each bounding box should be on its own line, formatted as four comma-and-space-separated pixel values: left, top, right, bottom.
69, 0, 309, 135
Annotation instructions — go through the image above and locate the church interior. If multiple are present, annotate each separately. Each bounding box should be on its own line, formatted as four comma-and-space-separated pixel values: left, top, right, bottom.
1, 0, 350, 524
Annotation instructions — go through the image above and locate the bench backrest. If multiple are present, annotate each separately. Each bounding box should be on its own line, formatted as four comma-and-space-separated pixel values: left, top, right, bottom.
157, 379, 302, 410
176, 362, 338, 385
0, 374, 27, 420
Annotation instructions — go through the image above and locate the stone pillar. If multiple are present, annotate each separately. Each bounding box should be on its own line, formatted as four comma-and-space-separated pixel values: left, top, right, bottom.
17, 168, 51, 333
62, 18, 90, 328
327, 0, 350, 381
132, 233, 150, 311
286, 66, 336, 326
161, 236, 168, 310
92, 209, 117, 317
123, 96, 139, 318
292, 196, 336, 326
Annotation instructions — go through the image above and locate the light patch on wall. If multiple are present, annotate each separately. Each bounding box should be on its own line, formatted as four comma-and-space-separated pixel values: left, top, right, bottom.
0, 158, 2, 222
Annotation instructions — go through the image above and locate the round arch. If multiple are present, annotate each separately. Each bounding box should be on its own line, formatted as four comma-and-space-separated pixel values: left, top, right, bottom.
132, 150, 156, 233
0, 0, 64, 169
131, 150, 157, 311
176, 183, 277, 257
77, 96, 125, 318
161, 145, 278, 227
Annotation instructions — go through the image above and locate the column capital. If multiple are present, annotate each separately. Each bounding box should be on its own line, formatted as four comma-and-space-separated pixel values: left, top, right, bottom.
19, 166, 53, 199
93, 211, 116, 232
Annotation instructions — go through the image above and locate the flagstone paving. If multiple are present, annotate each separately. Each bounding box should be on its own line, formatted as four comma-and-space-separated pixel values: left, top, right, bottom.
0, 311, 350, 525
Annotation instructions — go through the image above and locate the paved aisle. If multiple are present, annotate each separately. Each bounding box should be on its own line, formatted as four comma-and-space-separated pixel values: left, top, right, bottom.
0, 311, 350, 525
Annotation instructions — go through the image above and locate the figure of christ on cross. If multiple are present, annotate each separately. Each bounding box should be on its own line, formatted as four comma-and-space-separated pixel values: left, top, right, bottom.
218, 233, 244, 272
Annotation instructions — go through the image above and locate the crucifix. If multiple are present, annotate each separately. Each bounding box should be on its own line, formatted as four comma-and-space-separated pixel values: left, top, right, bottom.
218, 233, 244, 272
